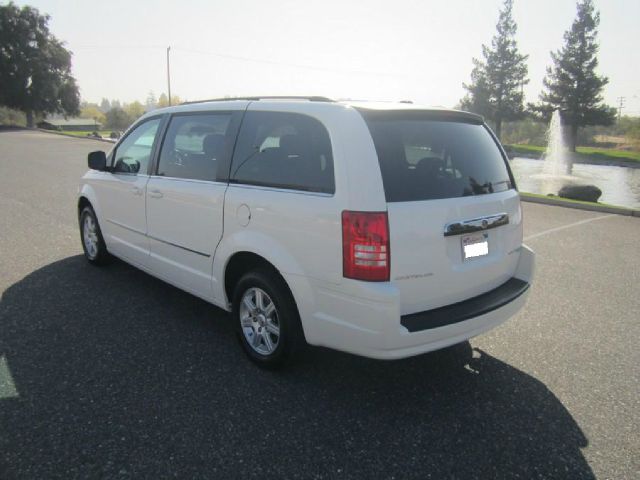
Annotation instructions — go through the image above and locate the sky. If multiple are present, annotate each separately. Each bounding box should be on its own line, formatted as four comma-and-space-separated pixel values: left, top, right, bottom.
12, 0, 640, 115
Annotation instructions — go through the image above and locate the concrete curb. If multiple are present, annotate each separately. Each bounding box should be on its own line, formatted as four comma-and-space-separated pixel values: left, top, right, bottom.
520, 193, 640, 217
36, 128, 116, 144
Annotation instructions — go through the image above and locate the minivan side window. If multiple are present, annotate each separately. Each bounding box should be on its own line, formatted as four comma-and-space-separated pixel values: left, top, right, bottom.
112, 118, 161, 174
230, 111, 334, 194
157, 113, 232, 182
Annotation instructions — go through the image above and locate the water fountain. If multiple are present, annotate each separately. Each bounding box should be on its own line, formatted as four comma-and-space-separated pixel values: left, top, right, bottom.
509, 110, 640, 209
542, 110, 572, 175
528, 110, 577, 195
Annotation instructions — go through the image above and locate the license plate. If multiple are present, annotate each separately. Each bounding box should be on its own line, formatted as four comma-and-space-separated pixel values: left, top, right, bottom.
462, 232, 489, 260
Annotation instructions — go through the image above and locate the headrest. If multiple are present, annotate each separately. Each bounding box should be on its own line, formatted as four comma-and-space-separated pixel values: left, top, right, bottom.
416, 157, 444, 170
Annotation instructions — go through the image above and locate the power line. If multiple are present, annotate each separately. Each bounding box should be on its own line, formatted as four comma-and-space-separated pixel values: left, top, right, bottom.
73, 44, 165, 50
72, 44, 401, 78
170, 46, 400, 77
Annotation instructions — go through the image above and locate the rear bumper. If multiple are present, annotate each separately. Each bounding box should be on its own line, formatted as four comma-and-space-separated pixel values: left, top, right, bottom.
400, 277, 529, 332
289, 245, 535, 360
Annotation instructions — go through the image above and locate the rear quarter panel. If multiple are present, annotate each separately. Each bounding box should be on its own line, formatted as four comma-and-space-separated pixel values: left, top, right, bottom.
214, 103, 390, 303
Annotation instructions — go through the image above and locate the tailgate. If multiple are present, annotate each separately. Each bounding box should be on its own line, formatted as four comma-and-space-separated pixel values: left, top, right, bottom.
388, 190, 522, 315
356, 107, 523, 315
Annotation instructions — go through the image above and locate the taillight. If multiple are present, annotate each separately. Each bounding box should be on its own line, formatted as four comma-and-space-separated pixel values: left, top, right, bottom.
342, 211, 390, 282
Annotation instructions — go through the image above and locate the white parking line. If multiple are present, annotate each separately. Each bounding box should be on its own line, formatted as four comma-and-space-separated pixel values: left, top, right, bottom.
524, 214, 615, 241
0, 356, 19, 399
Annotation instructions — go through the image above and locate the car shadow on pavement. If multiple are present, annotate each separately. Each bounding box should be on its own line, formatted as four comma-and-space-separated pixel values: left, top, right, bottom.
0, 256, 595, 479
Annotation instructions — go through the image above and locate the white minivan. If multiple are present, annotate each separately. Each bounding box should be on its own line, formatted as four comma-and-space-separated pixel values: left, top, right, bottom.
78, 97, 534, 367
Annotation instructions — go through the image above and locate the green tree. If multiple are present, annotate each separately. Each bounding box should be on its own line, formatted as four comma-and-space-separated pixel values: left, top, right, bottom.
460, 0, 528, 139
105, 106, 131, 130
620, 116, 640, 143
124, 101, 145, 121
79, 103, 106, 126
145, 91, 157, 111
0, 2, 80, 127
99, 98, 111, 113
157, 93, 182, 108
531, 0, 614, 151
501, 118, 548, 146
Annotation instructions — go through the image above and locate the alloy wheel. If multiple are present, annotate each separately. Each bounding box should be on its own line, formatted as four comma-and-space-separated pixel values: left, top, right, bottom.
239, 287, 280, 355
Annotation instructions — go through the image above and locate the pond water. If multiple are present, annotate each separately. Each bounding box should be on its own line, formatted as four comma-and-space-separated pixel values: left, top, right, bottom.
510, 157, 640, 210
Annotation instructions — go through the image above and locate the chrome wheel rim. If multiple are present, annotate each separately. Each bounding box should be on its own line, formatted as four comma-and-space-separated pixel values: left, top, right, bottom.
83, 214, 99, 259
239, 287, 280, 355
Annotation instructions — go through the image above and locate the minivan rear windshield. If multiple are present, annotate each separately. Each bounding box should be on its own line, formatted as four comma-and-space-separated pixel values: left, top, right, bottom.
359, 110, 514, 202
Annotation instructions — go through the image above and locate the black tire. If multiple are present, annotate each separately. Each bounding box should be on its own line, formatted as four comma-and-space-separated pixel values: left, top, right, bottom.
79, 205, 111, 265
232, 268, 305, 368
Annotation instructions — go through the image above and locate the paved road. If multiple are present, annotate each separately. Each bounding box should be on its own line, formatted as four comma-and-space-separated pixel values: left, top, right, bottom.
1, 129, 638, 479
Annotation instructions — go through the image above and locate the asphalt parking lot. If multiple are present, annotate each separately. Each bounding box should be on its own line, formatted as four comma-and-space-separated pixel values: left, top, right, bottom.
1, 129, 638, 479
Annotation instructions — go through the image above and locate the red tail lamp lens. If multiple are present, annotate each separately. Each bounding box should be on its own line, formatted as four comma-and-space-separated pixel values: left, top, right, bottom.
342, 211, 390, 281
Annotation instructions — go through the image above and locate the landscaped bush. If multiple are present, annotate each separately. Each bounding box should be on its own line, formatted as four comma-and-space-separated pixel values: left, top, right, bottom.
0, 107, 26, 126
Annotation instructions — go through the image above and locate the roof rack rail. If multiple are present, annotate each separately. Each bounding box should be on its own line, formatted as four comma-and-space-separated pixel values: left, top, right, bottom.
181, 96, 334, 105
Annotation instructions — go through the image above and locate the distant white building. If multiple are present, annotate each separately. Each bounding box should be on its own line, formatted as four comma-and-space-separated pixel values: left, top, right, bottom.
39, 117, 101, 131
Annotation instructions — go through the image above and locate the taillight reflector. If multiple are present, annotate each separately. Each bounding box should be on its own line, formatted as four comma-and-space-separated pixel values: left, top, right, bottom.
342, 211, 390, 281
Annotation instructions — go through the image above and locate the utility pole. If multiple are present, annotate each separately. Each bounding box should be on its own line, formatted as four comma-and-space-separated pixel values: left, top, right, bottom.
616, 96, 625, 121
167, 46, 172, 106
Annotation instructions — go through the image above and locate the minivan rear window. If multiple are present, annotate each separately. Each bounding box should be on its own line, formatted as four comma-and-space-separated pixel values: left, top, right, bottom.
359, 111, 514, 202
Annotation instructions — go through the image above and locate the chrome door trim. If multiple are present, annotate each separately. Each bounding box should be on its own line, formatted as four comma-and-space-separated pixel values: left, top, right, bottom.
147, 234, 211, 258
107, 219, 210, 257
106, 218, 146, 236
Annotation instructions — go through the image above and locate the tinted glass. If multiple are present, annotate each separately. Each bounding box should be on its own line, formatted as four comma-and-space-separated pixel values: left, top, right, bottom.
112, 118, 161, 174
230, 111, 334, 193
157, 113, 232, 181
361, 112, 513, 202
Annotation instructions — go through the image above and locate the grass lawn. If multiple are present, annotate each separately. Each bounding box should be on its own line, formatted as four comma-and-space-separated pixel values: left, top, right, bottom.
58, 130, 115, 138
573, 146, 640, 161
507, 144, 640, 163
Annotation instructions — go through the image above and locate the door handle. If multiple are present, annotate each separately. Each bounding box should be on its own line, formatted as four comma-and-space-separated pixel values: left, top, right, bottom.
148, 189, 163, 199
131, 186, 143, 196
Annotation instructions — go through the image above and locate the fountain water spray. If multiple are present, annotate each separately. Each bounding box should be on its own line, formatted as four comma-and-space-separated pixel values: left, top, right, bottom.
543, 110, 572, 175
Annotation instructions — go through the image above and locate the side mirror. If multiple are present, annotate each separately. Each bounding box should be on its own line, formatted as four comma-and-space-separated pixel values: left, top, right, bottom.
88, 151, 108, 171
